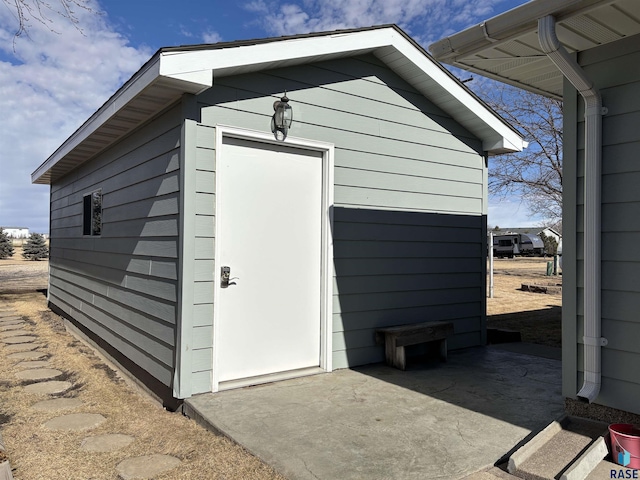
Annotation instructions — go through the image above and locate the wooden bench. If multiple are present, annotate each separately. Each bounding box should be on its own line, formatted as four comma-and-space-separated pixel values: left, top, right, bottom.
375, 321, 454, 370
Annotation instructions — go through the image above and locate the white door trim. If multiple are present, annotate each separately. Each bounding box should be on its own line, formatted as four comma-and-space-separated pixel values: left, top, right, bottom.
212, 124, 334, 393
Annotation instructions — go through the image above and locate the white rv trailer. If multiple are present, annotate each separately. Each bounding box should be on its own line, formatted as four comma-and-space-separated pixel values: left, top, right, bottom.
492, 233, 545, 258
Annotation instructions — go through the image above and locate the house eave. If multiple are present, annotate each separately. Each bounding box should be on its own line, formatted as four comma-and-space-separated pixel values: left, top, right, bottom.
429, 0, 606, 63
31, 55, 213, 185
429, 0, 640, 99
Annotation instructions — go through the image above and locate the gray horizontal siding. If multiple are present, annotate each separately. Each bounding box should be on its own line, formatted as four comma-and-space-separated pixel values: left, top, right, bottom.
193, 304, 213, 326
50, 261, 176, 301
596, 376, 640, 416
578, 316, 640, 355
48, 104, 183, 389
577, 344, 640, 386
203, 56, 476, 139
566, 33, 640, 414
332, 272, 482, 295
335, 302, 482, 333
186, 121, 215, 395
49, 248, 178, 280
49, 287, 173, 385
198, 55, 485, 216
194, 54, 486, 372
331, 208, 484, 368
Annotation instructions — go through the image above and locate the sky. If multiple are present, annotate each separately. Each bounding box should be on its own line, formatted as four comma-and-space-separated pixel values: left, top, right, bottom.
0, 0, 538, 234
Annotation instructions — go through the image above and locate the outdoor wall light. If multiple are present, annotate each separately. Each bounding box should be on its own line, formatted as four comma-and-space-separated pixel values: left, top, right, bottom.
271, 93, 293, 140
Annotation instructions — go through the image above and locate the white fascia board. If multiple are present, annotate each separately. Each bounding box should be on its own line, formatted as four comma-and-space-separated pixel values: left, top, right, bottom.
31, 57, 162, 183
158, 28, 396, 79
389, 30, 525, 154
484, 137, 530, 154
157, 59, 213, 93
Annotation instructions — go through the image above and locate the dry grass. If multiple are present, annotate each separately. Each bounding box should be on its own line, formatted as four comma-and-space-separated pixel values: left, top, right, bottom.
487, 256, 562, 347
0, 247, 49, 293
0, 291, 286, 480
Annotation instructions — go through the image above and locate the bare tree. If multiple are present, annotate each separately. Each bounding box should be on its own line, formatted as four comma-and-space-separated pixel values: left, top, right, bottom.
2, 0, 92, 42
476, 83, 563, 225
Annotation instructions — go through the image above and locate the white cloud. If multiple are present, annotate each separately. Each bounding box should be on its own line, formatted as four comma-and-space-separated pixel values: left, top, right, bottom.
202, 30, 222, 44
0, 1, 151, 233
180, 27, 195, 38
245, 0, 516, 44
244, 0, 269, 14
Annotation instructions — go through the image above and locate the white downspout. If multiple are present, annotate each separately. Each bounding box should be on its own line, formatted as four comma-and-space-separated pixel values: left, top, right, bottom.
538, 15, 607, 403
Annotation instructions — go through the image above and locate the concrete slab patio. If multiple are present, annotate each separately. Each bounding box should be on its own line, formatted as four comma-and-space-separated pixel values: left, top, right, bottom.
185, 346, 564, 480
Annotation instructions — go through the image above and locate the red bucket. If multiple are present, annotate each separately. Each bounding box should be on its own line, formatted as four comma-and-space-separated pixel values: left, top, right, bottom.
610, 423, 640, 469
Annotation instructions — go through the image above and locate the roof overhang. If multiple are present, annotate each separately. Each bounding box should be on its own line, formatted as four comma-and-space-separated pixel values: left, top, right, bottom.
33, 25, 525, 185
429, 0, 640, 99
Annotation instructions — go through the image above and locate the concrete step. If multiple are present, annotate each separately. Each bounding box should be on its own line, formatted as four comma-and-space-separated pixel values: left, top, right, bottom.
487, 328, 522, 344
508, 416, 609, 480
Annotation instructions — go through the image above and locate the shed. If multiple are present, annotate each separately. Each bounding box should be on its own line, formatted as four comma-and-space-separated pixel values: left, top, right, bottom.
32, 25, 524, 405
1, 227, 30, 238
431, 0, 640, 417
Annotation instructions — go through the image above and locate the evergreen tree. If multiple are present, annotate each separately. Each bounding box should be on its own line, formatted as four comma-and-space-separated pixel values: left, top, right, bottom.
540, 231, 559, 256
0, 228, 14, 259
22, 233, 48, 261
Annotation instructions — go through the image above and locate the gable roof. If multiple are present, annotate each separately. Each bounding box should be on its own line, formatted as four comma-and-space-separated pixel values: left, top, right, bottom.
429, 0, 640, 99
32, 25, 525, 185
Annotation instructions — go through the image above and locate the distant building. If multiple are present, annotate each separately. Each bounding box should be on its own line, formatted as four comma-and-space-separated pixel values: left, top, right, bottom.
1, 227, 29, 238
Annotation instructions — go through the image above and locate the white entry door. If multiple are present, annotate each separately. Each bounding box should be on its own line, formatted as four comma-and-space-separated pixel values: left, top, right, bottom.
215, 134, 325, 387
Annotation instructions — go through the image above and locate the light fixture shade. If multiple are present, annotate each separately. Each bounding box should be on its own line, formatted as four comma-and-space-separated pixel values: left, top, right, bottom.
276, 102, 293, 129
272, 94, 293, 140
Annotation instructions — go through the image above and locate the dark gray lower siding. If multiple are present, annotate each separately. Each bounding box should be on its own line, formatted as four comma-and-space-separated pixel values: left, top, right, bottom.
332, 207, 485, 368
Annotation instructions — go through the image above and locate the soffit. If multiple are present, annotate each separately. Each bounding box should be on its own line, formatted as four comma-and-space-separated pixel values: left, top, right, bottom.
429, 0, 640, 99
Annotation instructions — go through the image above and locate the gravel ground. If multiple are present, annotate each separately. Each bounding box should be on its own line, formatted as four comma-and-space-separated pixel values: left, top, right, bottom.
0, 247, 49, 294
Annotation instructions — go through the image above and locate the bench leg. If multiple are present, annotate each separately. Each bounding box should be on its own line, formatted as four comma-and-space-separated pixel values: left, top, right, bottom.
384, 338, 406, 370
439, 339, 448, 362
